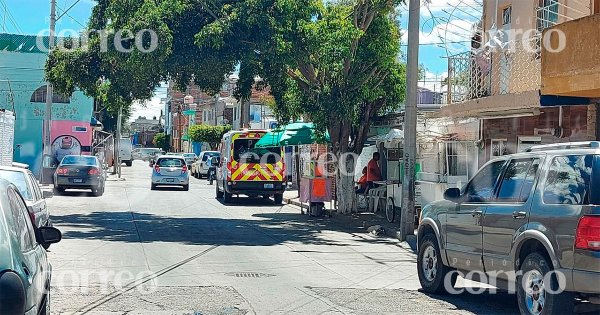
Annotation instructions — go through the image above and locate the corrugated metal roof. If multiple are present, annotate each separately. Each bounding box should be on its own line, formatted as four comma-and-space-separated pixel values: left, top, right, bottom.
0, 33, 49, 54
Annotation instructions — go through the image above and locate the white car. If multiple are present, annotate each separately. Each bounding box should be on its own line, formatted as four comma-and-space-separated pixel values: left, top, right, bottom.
192, 151, 220, 178
0, 166, 53, 231
151, 156, 190, 191
132, 148, 163, 161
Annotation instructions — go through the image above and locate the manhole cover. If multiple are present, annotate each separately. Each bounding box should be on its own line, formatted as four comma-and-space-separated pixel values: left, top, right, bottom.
224, 272, 275, 278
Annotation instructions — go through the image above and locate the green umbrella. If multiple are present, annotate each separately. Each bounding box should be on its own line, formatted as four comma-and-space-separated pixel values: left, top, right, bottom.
255, 122, 329, 148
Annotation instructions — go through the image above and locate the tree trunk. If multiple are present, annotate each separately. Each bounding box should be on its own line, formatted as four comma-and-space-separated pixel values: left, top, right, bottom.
336, 151, 357, 214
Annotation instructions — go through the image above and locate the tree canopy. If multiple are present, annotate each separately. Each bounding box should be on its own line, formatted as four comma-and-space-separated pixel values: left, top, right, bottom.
188, 124, 232, 148
46, 0, 407, 212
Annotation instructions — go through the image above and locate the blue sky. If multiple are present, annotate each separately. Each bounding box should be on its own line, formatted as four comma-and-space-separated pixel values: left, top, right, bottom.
1, 0, 481, 117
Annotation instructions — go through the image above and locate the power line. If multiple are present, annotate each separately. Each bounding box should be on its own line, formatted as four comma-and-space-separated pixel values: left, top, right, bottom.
0, 0, 23, 34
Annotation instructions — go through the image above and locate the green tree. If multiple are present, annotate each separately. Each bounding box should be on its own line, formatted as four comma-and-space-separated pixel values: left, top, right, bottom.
45, 0, 406, 213
153, 132, 168, 151
188, 125, 231, 149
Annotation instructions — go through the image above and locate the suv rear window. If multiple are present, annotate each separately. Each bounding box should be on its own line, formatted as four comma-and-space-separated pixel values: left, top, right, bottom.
543, 155, 595, 205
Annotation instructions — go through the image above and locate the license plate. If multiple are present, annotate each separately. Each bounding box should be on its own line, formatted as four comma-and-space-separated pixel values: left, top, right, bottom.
264, 184, 274, 189
72, 179, 83, 183
166, 178, 175, 183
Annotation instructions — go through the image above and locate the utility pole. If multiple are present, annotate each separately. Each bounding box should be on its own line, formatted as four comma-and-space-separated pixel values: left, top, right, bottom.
42, 0, 56, 184
116, 105, 123, 178
400, 0, 420, 241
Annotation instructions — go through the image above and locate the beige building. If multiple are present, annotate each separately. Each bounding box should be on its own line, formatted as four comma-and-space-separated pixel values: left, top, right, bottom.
435, 0, 599, 165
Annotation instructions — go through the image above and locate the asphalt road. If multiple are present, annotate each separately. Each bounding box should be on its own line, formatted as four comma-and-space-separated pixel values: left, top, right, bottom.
46, 160, 523, 315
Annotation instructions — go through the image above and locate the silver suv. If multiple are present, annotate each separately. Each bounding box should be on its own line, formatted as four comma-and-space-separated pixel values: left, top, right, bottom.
417, 141, 600, 315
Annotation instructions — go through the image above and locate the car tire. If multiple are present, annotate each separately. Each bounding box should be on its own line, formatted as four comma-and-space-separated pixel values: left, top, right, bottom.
125, 160, 132, 167
274, 193, 284, 204
223, 190, 233, 204
151, 184, 157, 190
40, 288, 50, 315
517, 252, 574, 315
183, 185, 190, 191
417, 233, 456, 294
53, 186, 64, 195
93, 185, 104, 197
216, 183, 224, 199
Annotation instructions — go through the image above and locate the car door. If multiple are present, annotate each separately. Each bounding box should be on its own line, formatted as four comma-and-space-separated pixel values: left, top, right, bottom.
7, 188, 45, 313
445, 159, 506, 272
482, 156, 542, 279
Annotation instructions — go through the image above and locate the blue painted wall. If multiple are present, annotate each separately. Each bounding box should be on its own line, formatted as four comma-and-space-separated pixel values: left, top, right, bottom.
0, 35, 94, 176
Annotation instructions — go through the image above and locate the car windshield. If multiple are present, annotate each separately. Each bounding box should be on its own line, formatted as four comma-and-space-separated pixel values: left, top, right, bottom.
0, 170, 32, 200
158, 158, 184, 167
233, 139, 281, 164
202, 152, 220, 161
61, 156, 98, 166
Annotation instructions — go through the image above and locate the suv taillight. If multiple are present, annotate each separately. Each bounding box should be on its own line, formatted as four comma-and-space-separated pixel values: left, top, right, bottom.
182, 165, 188, 174
154, 165, 161, 173
575, 216, 600, 251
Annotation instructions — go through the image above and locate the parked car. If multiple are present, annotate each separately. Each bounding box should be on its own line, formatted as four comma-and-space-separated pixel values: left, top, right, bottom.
0, 179, 62, 315
132, 148, 163, 161
417, 141, 600, 315
182, 153, 197, 168
192, 151, 220, 178
0, 166, 53, 229
119, 138, 133, 166
54, 155, 106, 196
151, 156, 190, 191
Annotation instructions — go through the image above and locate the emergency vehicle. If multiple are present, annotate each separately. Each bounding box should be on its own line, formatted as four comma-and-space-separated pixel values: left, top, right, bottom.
215, 130, 286, 204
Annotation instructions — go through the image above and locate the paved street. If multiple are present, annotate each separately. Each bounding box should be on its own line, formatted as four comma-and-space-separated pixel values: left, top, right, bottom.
47, 161, 520, 315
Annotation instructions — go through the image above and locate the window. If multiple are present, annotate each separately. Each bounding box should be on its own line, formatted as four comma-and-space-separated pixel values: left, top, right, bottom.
0, 170, 32, 200
537, 0, 559, 31
202, 152, 220, 162
7, 189, 36, 251
491, 139, 507, 157
30, 85, 71, 103
464, 160, 505, 202
543, 155, 593, 205
502, 6, 512, 25
29, 174, 43, 201
497, 158, 540, 202
61, 156, 98, 166
446, 142, 468, 177
233, 139, 281, 164
158, 158, 184, 167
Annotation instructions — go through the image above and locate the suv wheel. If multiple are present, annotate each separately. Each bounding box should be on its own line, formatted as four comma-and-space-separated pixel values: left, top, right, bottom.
517, 252, 574, 315
417, 234, 456, 294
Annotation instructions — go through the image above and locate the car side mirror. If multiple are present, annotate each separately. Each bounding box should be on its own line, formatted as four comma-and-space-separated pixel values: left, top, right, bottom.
444, 188, 462, 203
42, 190, 53, 199
38, 226, 62, 246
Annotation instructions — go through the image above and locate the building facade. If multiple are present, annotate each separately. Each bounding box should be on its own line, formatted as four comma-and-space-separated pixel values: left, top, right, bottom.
0, 33, 94, 176
437, 0, 599, 166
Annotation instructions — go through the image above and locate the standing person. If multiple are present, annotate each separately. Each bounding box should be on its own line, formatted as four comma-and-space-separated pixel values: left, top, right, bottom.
366, 152, 382, 189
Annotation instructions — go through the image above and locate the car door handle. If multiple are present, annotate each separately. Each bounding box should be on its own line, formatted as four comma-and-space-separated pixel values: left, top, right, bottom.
472, 210, 483, 217
512, 211, 527, 219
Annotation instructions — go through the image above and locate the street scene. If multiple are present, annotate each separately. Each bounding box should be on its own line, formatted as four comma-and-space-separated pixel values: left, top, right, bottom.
0, 0, 600, 314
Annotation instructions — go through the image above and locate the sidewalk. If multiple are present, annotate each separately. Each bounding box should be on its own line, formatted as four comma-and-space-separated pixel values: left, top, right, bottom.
282, 190, 417, 251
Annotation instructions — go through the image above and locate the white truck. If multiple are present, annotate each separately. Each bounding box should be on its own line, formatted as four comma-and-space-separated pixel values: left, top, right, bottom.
118, 138, 133, 167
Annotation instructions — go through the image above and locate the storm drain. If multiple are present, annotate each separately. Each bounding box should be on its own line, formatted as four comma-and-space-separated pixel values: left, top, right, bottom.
225, 272, 275, 278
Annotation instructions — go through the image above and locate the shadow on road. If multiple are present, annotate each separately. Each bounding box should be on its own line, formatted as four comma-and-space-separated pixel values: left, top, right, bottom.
421, 290, 519, 314
51, 210, 388, 247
